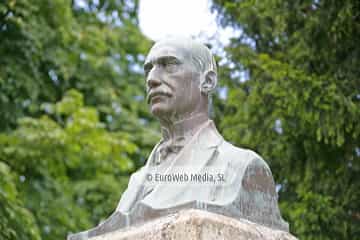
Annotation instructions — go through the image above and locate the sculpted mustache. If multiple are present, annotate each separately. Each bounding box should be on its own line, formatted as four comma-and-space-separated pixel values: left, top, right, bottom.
146, 91, 172, 104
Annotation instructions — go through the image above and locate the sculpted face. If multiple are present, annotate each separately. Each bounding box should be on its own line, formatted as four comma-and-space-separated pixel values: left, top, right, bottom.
144, 42, 203, 121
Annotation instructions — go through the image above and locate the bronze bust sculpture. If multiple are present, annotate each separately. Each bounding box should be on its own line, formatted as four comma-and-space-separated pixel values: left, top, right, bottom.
68, 37, 288, 240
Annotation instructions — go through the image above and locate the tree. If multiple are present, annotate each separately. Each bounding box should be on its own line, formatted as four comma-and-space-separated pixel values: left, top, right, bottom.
0, 0, 158, 158
0, 90, 139, 239
212, 0, 360, 239
0, 0, 158, 239
0, 161, 41, 240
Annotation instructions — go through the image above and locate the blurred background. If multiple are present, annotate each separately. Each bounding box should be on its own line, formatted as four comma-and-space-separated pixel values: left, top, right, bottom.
0, 0, 359, 239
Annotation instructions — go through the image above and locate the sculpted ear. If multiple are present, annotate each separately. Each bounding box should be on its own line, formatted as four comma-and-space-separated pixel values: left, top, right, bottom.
200, 70, 217, 94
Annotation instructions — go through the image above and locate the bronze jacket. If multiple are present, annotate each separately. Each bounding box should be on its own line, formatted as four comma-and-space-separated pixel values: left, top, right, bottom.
68, 121, 288, 240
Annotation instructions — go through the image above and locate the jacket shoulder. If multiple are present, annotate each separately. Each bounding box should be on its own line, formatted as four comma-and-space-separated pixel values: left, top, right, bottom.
218, 141, 269, 169
218, 141, 275, 189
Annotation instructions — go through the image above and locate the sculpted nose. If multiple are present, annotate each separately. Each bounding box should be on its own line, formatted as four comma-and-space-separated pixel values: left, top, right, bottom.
147, 77, 161, 89
146, 71, 161, 89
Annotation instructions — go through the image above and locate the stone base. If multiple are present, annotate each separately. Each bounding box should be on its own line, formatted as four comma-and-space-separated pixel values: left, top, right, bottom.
90, 209, 297, 240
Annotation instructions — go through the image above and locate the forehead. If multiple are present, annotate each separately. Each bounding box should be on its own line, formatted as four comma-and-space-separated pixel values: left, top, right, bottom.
145, 43, 189, 63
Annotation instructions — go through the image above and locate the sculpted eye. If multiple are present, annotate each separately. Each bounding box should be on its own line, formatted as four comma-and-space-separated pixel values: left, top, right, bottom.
161, 58, 180, 71
144, 63, 153, 76
163, 62, 175, 68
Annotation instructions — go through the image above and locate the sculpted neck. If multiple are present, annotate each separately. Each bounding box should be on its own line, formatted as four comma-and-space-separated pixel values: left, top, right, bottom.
160, 113, 209, 142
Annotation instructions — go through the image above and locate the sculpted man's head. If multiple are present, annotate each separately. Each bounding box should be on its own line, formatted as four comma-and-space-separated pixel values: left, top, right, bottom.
144, 37, 217, 125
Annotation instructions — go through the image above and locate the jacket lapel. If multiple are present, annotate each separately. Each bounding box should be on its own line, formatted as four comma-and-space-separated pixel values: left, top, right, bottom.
141, 121, 223, 208
116, 142, 161, 212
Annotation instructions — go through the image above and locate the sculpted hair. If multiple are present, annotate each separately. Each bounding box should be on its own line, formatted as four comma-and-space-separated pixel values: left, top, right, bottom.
188, 42, 217, 75
154, 37, 217, 76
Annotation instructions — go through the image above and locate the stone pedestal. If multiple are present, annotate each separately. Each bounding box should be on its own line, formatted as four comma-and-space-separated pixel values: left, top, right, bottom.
89, 209, 297, 240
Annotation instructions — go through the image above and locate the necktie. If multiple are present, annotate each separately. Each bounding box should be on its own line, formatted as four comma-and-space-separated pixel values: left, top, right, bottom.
155, 137, 185, 165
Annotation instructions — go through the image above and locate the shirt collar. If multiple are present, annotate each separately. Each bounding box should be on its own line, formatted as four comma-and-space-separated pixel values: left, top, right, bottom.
160, 113, 209, 142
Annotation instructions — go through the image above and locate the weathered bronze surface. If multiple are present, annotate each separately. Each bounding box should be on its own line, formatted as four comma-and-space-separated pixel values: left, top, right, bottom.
68, 37, 288, 240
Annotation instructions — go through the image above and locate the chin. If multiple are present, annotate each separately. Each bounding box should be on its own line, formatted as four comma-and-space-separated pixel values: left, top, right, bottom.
150, 103, 172, 118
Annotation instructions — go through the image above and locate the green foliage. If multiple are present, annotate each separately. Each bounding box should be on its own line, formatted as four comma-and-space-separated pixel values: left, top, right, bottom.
0, 0, 158, 155
0, 90, 137, 239
0, 0, 159, 239
0, 162, 41, 240
213, 0, 360, 239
